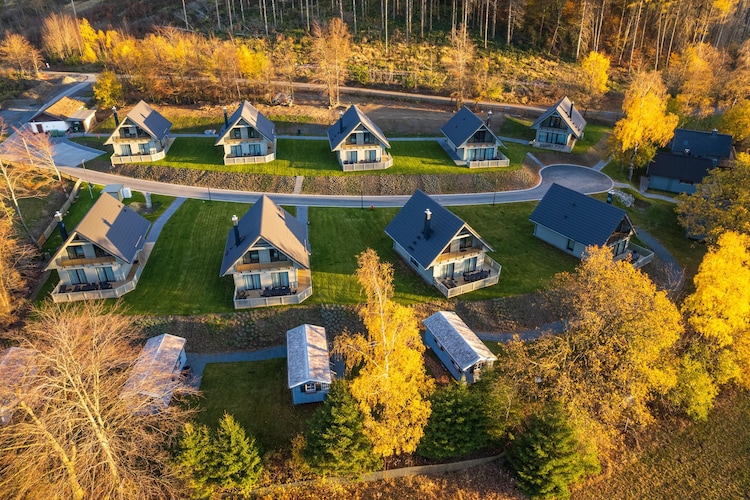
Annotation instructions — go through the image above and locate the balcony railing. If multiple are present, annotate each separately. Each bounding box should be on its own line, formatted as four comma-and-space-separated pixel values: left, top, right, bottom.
56, 255, 116, 268
341, 155, 394, 171
434, 247, 483, 265
224, 152, 275, 165
614, 242, 655, 269
113, 131, 151, 141
466, 157, 510, 168
434, 256, 502, 298
111, 150, 166, 164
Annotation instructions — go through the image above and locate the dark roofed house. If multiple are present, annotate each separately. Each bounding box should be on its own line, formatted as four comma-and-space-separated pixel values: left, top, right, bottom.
104, 101, 172, 165
385, 190, 501, 298
287, 324, 332, 405
646, 151, 714, 194
215, 101, 277, 165
529, 183, 653, 267
28, 96, 97, 134
440, 106, 509, 168
670, 128, 733, 163
220, 195, 312, 308
327, 105, 392, 171
45, 193, 151, 302
423, 311, 496, 383
530, 96, 586, 152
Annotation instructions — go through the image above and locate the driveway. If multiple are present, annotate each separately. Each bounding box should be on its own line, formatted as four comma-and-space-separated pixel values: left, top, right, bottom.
52, 139, 105, 167
57, 163, 612, 208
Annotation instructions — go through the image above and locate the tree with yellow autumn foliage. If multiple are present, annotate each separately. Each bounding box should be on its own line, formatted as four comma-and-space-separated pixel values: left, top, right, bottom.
333, 249, 433, 458
612, 70, 678, 180
577, 51, 610, 113
676, 232, 750, 419
311, 18, 351, 107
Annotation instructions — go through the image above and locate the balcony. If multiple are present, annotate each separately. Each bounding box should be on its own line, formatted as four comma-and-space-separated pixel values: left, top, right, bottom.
111, 150, 166, 164
434, 256, 502, 298
466, 156, 510, 168
113, 131, 152, 141
434, 247, 483, 265
614, 242, 655, 269
341, 155, 394, 172
232, 270, 312, 309
235, 260, 294, 273
50, 260, 144, 303
224, 151, 276, 165
56, 255, 116, 268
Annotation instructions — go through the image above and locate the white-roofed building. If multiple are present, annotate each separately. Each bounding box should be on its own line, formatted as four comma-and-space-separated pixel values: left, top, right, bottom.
0, 347, 36, 425
423, 311, 496, 383
121, 334, 187, 413
286, 324, 332, 404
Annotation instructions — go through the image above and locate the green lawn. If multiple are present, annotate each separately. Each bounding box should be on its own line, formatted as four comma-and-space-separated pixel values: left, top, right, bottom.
309, 203, 578, 305
498, 115, 535, 141
153, 138, 529, 176
95, 114, 224, 134
197, 359, 319, 453
121, 199, 244, 315
571, 123, 611, 154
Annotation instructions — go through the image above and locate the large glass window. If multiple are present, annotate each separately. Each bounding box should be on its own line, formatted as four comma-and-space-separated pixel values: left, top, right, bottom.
139, 143, 149, 154
67, 246, 85, 259
346, 151, 358, 163
271, 272, 289, 287
270, 249, 288, 262
230, 145, 242, 156
463, 257, 477, 273
96, 267, 115, 282
366, 149, 377, 161
363, 132, 372, 144
121, 144, 131, 156
242, 250, 260, 264
248, 143, 261, 156
248, 128, 259, 138
68, 269, 86, 285
244, 274, 261, 290
231, 128, 242, 139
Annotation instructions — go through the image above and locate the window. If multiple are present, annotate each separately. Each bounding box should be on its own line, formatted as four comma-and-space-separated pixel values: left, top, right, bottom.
346, 151, 358, 163
244, 274, 261, 290
366, 149, 377, 162
363, 132, 372, 144
304, 383, 317, 393
121, 144, 131, 156
679, 179, 694, 185
231, 128, 242, 139
459, 236, 472, 249
464, 257, 477, 273
348, 134, 357, 144
242, 250, 260, 264
321, 383, 329, 391
248, 143, 261, 156
138, 143, 149, 154
472, 130, 487, 143
96, 267, 115, 282
271, 271, 289, 287
566, 239, 575, 251
549, 116, 562, 128
409, 257, 419, 268
442, 262, 455, 279
68, 269, 86, 285
93, 245, 107, 258
248, 128, 259, 138
67, 246, 85, 259
270, 249, 288, 262
230, 145, 242, 157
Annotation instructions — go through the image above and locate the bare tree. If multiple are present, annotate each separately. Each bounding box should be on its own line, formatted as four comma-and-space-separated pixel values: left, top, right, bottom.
0, 215, 35, 327
444, 24, 475, 109
0, 301, 198, 499
7, 126, 63, 185
0, 33, 43, 77
311, 18, 352, 107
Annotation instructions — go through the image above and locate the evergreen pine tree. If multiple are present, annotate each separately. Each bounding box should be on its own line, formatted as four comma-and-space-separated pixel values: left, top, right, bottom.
209, 413, 263, 494
174, 423, 214, 499
506, 403, 600, 499
417, 383, 488, 459
304, 380, 382, 477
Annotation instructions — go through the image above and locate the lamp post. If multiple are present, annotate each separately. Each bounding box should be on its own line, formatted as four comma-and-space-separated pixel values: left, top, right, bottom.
487, 109, 493, 127
81, 159, 93, 198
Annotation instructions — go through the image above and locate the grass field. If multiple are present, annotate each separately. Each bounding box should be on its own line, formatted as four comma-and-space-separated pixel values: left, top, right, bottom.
121, 199, 242, 315
153, 137, 529, 176
571, 123, 610, 154
197, 359, 319, 453
574, 389, 750, 499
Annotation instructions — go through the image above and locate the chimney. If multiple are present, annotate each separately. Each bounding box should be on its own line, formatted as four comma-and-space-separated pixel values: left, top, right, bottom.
112, 106, 119, 127
423, 208, 432, 240
232, 215, 241, 247
339, 110, 344, 133
486, 110, 493, 127
55, 211, 68, 240
712, 128, 718, 136
569, 100, 574, 117
223, 106, 229, 128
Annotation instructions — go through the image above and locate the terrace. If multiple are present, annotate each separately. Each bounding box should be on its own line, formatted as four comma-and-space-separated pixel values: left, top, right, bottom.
50, 258, 146, 303
233, 269, 312, 309
435, 255, 502, 298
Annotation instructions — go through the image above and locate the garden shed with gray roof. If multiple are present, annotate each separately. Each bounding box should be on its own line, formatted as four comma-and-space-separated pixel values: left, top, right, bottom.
423, 311, 496, 383
287, 324, 332, 405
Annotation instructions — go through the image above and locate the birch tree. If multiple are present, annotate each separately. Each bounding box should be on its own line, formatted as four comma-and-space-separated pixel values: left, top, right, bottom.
311, 18, 352, 107
333, 249, 433, 458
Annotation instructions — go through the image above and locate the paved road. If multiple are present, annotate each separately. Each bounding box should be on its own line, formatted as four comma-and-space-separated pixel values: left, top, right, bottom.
58, 163, 612, 207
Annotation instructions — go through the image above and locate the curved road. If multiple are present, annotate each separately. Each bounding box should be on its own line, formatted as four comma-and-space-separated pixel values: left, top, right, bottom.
59, 163, 612, 207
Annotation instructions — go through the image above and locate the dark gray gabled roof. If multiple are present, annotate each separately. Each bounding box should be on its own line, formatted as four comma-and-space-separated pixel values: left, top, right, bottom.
105, 101, 171, 145
670, 128, 733, 159
385, 190, 493, 269
647, 151, 714, 183
220, 195, 310, 276
529, 183, 634, 247
45, 193, 150, 269
327, 105, 390, 151
531, 96, 586, 138
215, 101, 276, 146
440, 106, 503, 148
